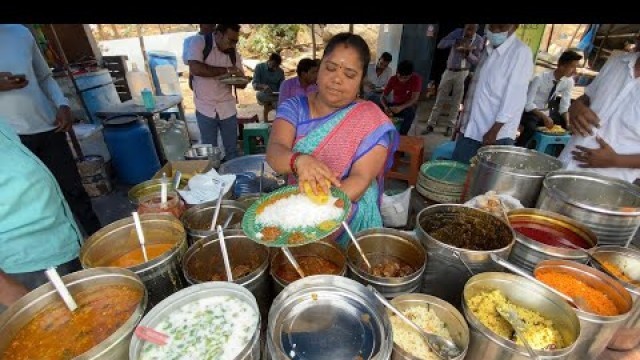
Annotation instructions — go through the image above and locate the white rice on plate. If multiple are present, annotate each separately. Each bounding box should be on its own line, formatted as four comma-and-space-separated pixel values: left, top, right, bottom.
256, 194, 343, 230
390, 305, 453, 360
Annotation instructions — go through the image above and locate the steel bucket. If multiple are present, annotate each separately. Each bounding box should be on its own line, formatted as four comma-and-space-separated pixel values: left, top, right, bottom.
182, 229, 271, 323
127, 178, 188, 206
346, 228, 426, 299
180, 200, 248, 245
507, 208, 598, 273
466, 146, 563, 207
80, 213, 188, 307
463, 272, 580, 359
537, 170, 640, 246
270, 239, 347, 295
390, 293, 469, 360
590, 245, 640, 350
267, 275, 393, 360
129, 282, 261, 359
0, 267, 147, 360
415, 204, 515, 308
534, 259, 633, 359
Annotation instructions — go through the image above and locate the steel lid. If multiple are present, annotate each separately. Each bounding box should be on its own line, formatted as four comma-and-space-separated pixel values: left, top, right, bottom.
268, 275, 392, 360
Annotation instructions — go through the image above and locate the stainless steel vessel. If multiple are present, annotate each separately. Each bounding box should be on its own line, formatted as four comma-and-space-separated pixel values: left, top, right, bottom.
346, 228, 426, 298
463, 272, 580, 360
416, 204, 515, 308
534, 259, 633, 359
507, 208, 598, 273
80, 213, 187, 307
537, 170, 640, 246
466, 146, 562, 207
0, 267, 147, 360
267, 275, 393, 360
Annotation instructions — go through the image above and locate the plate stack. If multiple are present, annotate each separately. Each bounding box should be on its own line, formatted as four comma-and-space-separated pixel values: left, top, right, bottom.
416, 160, 469, 203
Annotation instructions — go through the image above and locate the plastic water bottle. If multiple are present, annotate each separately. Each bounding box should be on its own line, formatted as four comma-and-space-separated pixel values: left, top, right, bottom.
141, 88, 155, 110
126, 63, 153, 105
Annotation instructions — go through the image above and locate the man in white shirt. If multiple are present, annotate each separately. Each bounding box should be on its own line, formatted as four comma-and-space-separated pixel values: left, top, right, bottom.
182, 24, 215, 66
363, 52, 393, 106
0, 24, 101, 236
452, 24, 534, 164
559, 51, 640, 183
515, 50, 582, 147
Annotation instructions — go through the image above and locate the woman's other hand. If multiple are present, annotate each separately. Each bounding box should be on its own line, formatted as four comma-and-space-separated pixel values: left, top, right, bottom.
295, 154, 341, 195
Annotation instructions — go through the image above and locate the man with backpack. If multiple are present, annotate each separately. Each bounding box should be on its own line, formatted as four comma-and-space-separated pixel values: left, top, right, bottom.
184, 24, 246, 160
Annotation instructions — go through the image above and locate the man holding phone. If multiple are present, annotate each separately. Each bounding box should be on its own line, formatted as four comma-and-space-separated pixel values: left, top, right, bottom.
0, 24, 101, 236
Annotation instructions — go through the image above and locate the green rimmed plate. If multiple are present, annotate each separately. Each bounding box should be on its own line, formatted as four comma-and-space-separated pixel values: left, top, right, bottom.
241, 185, 352, 247
420, 160, 469, 185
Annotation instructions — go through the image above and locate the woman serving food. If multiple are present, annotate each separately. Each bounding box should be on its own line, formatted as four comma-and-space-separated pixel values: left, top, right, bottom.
266, 32, 399, 246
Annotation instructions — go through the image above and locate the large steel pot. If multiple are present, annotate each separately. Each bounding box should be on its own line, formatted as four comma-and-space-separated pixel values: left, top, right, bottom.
346, 228, 426, 299
463, 272, 580, 360
416, 204, 515, 308
270, 239, 346, 294
534, 259, 633, 359
537, 170, 640, 246
267, 275, 393, 360
129, 282, 260, 359
390, 293, 469, 360
507, 208, 598, 273
182, 229, 271, 323
0, 267, 147, 360
180, 200, 247, 245
80, 213, 188, 307
466, 146, 563, 207
590, 245, 640, 350
127, 178, 188, 206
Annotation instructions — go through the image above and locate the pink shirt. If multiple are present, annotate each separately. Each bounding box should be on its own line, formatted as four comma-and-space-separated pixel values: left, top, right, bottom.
186, 35, 244, 119
278, 76, 318, 106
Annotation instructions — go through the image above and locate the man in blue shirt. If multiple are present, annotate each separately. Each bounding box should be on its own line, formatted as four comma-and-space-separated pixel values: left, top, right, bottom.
253, 52, 285, 121
0, 119, 82, 310
424, 24, 484, 136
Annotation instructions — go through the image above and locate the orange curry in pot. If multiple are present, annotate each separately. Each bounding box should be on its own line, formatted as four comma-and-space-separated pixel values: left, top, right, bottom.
4, 284, 142, 360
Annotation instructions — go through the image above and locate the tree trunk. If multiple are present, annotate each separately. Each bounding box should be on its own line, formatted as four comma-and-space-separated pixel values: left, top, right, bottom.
310, 24, 317, 60
158, 24, 165, 34
110, 24, 120, 38
349, 24, 354, 33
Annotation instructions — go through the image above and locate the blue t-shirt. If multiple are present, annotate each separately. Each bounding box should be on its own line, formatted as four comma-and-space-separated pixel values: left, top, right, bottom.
0, 120, 81, 273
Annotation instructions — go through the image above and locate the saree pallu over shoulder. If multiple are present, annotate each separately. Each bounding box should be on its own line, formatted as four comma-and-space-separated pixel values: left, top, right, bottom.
292, 101, 399, 247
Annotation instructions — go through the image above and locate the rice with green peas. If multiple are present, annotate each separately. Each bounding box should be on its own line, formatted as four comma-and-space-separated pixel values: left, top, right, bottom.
389, 305, 453, 360
467, 289, 565, 350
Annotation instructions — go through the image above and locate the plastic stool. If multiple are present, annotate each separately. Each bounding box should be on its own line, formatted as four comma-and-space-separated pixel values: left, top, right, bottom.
386, 135, 424, 186
526, 131, 571, 157
430, 140, 456, 160
243, 123, 271, 155
237, 114, 259, 140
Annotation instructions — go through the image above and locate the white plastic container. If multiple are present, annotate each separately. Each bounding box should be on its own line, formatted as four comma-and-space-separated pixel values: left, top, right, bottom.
155, 64, 182, 96
126, 63, 153, 106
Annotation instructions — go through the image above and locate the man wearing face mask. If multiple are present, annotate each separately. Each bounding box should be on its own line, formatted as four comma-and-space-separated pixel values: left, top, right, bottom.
452, 24, 534, 164
186, 24, 246, 161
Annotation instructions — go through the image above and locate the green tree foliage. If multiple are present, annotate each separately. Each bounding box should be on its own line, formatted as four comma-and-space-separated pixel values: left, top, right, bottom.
240, 24, 301, 57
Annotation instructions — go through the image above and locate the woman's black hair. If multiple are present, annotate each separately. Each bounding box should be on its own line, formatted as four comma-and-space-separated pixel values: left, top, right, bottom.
321, 32, 371, 79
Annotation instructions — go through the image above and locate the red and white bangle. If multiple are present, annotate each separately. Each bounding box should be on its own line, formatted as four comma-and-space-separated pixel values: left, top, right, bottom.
289, 152, 302, 174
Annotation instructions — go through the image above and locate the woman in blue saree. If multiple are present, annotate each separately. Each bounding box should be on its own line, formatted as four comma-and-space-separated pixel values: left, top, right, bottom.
266, 32, 399, 247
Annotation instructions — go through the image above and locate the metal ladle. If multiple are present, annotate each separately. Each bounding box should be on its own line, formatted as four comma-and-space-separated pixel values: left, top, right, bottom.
369, 285, 462, 360
495, 304, 540, 359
